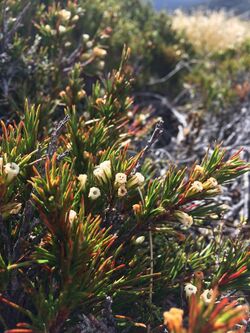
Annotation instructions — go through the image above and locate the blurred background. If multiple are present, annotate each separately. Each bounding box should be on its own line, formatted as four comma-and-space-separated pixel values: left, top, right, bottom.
153, 0, 250, 14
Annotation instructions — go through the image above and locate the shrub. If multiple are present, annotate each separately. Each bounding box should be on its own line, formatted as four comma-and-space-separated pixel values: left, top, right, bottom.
0, 1, 250, 333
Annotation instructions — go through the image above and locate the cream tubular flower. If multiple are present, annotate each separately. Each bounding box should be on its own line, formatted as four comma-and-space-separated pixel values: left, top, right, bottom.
128, 172, 145, 188
193, 164, 204, 176
184, 283, 197, 297
88, 187, 101, 200
94, 160, 111, 183
10, 203, 22, 215
118, 185, 127, 197
115, 173, 127, 185
93, 167, 105, 180
200, 289, 213, 304
187, 181, 203, 195
78, 174, 87, 190
99, 160, 111, 177
4, 162, 20, 183
203, 177, 218, 190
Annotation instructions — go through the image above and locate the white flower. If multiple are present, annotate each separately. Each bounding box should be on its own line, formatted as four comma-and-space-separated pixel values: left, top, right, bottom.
128, 172, 145, 187
78, 174, 87, 190
4, 162, 20, 183
58, 25, 66, 34
69, 209, 77, 224
59, 9, 71, 21
118, 185, 127, 197
115, 173, 127, 185
88, 187, 101, 200
200, 289, 213, 304
184, 283, 197, 297
135, 236, 145, 244
174, 210, 193, 228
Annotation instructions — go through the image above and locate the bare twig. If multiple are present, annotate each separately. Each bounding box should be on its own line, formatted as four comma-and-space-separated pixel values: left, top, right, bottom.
47, 115, 70, 158
147, 227, 154, 333
135, 119, 164, 172
146, 61, 192, 86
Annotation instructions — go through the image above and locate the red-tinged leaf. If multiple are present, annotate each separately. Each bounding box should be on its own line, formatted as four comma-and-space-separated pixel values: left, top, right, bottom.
210, 298, 230, 320
219, 266, 247, 286
4, 328, 35, 333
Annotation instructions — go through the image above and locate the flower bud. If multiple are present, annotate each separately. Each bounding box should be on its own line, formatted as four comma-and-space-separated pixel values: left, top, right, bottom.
97, 61, 105, 70
65, 41, 71, 48
133, 204, 142, 215
69, 209, 77, 224
93, 47, 107, 58
58, 25, 66, 34
44, 24, 52, 33
77, 89, 86, 100
59, 90, 66, 98
135, 236, 145, 244
86, 40, 93, 48
78, 174, 87, 190
4, 162, 20, 184
72, 15, 79, 22
0, 157, 3, 174
174, 210, 193, 228
59, 9, 71, 21
194, 165, 204, 175
82, 34, 90, 42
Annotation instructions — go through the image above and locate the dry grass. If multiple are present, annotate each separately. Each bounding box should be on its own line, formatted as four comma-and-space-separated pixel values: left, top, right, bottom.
172, 10, 250, 54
